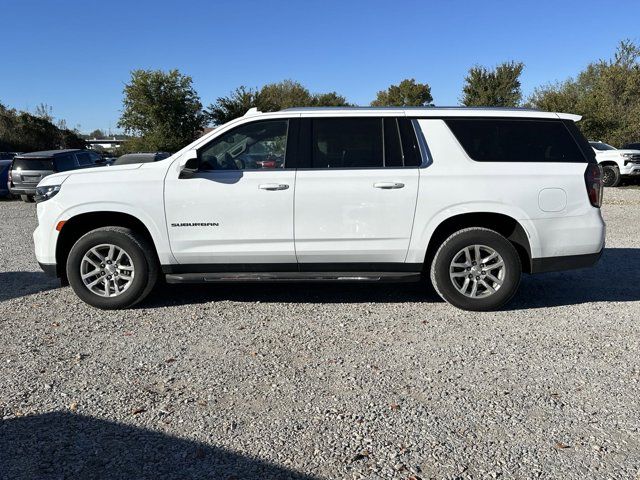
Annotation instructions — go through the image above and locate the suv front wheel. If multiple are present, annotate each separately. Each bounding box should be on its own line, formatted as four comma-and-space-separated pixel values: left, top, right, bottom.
66, 227, 158, 309
430, 227, 521, 311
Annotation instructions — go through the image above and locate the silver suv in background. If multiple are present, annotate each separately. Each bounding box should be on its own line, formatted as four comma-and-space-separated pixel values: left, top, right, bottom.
9, 149, 103, 202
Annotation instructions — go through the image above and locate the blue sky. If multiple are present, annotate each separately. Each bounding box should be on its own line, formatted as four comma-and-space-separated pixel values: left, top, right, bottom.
1, 0, 639, 133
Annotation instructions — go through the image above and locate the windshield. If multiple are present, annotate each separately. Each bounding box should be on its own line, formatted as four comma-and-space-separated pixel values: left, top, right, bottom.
590, 142, 616, 151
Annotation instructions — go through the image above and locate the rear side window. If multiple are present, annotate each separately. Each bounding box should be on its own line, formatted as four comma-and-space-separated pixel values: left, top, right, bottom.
312, 118, 383, 168
54, 154, 77, 171
75, 152, 94, 166
445, 119, 588, 163
11, 158, 54, 170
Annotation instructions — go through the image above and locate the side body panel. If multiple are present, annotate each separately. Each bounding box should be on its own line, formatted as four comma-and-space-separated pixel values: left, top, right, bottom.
407, 119, 605, 264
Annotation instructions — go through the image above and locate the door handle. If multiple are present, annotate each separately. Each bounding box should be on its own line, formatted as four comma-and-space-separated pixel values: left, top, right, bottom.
258, 183, 289, 191
373, 182, 405, 189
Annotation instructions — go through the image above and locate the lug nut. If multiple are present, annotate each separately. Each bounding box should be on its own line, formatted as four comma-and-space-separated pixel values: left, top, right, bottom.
468, 274, 473, 279
107, 260, 112, 264
476, 276, 480, 280
100, 264, 105, 268
472, 262, 477, 266
101, 271, 105, 276
107, 275, 111, 279
481, 270, 486, 275
467, 267, 471, 271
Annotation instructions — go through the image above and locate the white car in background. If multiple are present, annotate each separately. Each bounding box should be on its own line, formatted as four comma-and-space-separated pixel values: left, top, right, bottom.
589, 141, 640, 187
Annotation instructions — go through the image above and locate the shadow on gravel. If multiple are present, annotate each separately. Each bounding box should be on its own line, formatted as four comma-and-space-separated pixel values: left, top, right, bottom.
0, 271, 59, 302
0, 412, 320, 480
143, 248, 639, 309
143, 280, 439, 308
510, 247, 640, 309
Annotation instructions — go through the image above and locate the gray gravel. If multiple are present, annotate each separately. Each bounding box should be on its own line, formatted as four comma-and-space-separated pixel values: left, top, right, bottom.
1, 189, 639, 479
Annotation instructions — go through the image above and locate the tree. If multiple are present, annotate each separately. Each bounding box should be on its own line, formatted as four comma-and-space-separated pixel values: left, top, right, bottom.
118, 69, 206, 152
0, 101, 85, 151
89, 129, 106, 138
371, 79, 433, 107
206, 80, 351, 126
461, 61, 524, 107
312, 91, 350, 107
34, 103, 54, 122
206, 86, 258, 126
528, 40, 640, 146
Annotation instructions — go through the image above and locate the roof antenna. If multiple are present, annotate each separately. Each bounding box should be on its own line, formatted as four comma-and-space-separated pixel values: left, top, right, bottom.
244, 107, 261, 116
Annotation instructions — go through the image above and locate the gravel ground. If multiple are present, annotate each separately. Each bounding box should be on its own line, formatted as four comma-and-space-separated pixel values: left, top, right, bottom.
0, 189, 639, 480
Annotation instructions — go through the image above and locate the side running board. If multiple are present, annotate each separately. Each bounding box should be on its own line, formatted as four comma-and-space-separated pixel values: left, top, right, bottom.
165, 272, 421, 284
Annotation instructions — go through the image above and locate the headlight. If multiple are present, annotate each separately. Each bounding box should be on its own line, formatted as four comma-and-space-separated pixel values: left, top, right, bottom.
622, 153, 634, 158
35, 185, 61, 203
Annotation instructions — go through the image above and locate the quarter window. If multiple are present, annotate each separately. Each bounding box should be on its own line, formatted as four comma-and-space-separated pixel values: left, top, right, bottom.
75, 152, 94, 166
199, 120, 288, 171
445, 119, 587, 163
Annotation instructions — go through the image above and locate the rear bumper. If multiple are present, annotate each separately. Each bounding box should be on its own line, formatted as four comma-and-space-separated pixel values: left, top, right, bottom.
530, 249, 603, 274
38, 261, 58, 277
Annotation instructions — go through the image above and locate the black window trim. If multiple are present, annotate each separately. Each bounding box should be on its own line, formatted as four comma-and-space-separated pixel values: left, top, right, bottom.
196, 118, 292, 172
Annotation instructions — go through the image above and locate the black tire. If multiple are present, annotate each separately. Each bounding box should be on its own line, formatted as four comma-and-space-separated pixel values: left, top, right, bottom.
601, 164, 621, 187
430, 227, 521, 311
66, 227, 158, 309
20, 194, 35, 202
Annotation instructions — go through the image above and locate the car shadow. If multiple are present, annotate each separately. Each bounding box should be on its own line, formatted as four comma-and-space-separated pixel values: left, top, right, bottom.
0, 412, 320, 480
0, 271, 59, 302
508, 247, 640, 309
143, 248, 640, 309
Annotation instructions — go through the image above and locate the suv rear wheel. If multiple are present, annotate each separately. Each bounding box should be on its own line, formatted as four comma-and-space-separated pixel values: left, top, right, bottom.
66, 227, 158, 309
430, 227, 521, 311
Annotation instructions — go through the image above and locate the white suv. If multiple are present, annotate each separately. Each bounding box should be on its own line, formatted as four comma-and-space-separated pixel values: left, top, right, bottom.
590, 140, 640, 187
33, 107, 605, 311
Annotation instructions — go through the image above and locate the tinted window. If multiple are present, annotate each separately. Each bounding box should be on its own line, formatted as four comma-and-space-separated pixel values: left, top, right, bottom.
312, 118, 383, 168
12, 158, 54, 170
446, 119, 587, 163
200, 120, 288, 171
624, 143, 640, 150
75, 152, 94, 166
398, 119, 422, 167
54, 154, 76, 171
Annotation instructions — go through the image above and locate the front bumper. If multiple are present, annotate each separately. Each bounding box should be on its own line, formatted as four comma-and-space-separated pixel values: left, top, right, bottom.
9, 186, 37, 195
622, 164, 640, 176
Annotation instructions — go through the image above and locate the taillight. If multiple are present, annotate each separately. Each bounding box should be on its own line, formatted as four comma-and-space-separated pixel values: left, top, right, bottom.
7, 167, 12, 184
585, 164, 603, 208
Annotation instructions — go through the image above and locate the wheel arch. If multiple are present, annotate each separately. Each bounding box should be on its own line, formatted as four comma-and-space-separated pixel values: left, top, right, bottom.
56, 211, 160, 279
423, 212, 532, 274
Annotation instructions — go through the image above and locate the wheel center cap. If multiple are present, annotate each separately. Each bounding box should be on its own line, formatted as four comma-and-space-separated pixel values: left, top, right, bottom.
105, 264, 117, 275
471, 266, 482, 275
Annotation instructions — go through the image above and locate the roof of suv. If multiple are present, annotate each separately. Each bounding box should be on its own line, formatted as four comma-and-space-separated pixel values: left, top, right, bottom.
15, 149, 84, 158
275, 106, 581, 121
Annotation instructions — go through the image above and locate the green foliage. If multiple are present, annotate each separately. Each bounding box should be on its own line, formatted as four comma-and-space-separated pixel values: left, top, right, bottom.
371, 79, 433, 107
206, 86, 259, 126
461, 61, 524, 107
89, 129, 105, 138
206, 80, 351, 126
118, 69, 206, 152
0, 103, 85, 152
528, 40, 640, 146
